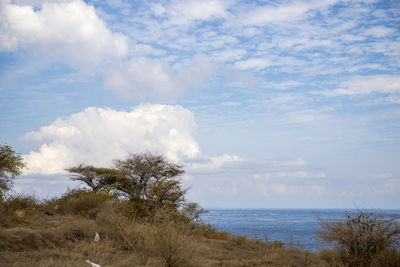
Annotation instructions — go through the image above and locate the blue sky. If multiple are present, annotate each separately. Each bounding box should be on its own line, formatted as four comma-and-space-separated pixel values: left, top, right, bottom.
1, 0, 399, 208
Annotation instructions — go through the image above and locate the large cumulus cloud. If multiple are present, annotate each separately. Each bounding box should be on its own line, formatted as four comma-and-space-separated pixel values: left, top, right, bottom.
0, 0, 127, 67
22, 104, 200, 175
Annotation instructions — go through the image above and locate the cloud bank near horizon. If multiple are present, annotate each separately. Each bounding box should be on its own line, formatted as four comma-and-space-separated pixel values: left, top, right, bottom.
19, 103, 337, 203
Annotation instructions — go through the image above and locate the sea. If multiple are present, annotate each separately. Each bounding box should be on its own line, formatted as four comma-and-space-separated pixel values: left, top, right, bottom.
201, 209, 400, 251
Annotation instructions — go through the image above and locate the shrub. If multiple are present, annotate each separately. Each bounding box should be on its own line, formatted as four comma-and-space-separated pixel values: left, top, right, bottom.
51, 188, 116, 218
194, 224, 231, 240
318, 210, 400, 266
2, 194, 37, 210
62, 215, 96, 242
96, 205, 153, 265
180, 202, 206, 225
151, 223, 195, 267
0, 194, 38, 226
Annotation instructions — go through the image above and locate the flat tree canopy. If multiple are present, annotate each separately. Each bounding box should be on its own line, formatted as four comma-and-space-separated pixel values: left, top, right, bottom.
66, 164, 123, 192
67, 152, 186, 208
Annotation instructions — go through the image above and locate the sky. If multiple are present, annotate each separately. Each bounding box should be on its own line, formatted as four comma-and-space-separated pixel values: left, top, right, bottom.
0, 0, 399, 209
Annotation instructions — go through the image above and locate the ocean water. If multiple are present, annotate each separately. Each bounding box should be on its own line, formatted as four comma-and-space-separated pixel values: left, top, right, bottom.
201, 209, 400, 251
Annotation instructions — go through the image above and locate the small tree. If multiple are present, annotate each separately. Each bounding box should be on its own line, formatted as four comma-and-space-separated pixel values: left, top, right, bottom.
113, 152, 185, 207
0, 144, 25, 198
318, 210, 400, 266
66, 164, 123, 191
66, 153, 187, 209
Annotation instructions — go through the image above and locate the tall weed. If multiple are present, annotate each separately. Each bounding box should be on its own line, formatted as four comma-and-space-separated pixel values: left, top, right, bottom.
151, 223, 195, 267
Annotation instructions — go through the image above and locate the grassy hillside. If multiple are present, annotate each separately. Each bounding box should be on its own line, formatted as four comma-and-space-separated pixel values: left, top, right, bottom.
1, 151, 399, 266
0, 191, 333, 267
1, 191, 399, 267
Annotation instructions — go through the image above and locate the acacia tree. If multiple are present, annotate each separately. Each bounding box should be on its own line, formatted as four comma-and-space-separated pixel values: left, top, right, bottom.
0, 144, 25, 198
113, 153, 185, 207
66, 153, 187, 208
66, 164, 123, 191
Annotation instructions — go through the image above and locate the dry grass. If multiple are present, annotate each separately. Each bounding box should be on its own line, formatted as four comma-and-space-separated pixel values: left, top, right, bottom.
1, 194, 399, 267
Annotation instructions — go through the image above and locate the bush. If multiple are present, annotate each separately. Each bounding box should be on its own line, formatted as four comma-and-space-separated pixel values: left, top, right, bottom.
194, 224, 231, 240
151, 223, 195, 267
180, 202, 206, 225
0, 194, 38, 226
51, 189, 116, 218
318, 210, 400, 266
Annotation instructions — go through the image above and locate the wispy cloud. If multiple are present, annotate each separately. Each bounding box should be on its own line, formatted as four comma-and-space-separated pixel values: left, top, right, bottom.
311, 75, 400, 97
2, 0, 400, 208
103, 54, 219, 100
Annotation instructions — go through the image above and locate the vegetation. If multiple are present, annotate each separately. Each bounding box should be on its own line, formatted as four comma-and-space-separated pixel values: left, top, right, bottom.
66, 165, 123, 192
0, 148, 399, 266
319, 210, 400, 267
1, 191, 329, 266
67, 153, 187, 211
0, 144, 25, 199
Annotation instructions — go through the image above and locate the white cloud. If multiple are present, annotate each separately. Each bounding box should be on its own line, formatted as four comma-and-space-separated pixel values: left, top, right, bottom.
348, 63, 383, 72
340, 33, 366, 42
364, 26, 396, 38
271, 183, 298, 195
150, 0, 230, 26
310, 75, 400, 97
254, 171, 326, 180
187, 154, 243, 172
270, 159, 307, 167
386, 96, 400, 104
264, 183, 325, 196
214, 48, 247, 62
233, 55, 306, 72
23, 104, 201, 175
238, 0, 339, 26
0, 0, 128, 67
103, 55, 218, 100
234, 58, 271, 70
266, 80, 304, 90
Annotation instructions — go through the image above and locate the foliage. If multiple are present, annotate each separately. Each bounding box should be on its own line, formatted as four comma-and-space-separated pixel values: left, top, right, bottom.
67, 153, 186, 209
0, 194, 38, 226
146, 179, 186, 208
1, 191, 333, 267
113, 153, 184, 204
52, 188, 116, 218
1, 149, 339, 266
318, 209, 400, 266
151, 223, 195, 267
0, 145, 25, 198
180, 202, 206, 224
66, 164, 123, 191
